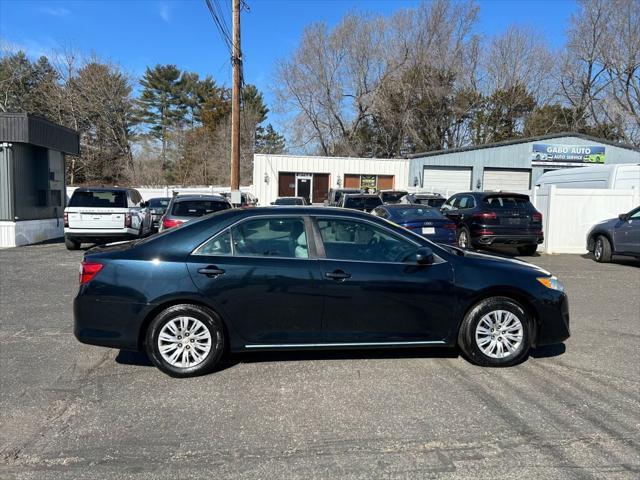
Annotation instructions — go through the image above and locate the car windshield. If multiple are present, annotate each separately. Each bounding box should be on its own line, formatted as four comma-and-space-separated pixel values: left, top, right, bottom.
484, 196, 531, 209
171, 200, 229, 217
68, 190, 128, 208
415, 197, 445, 207
275, 198, 302, 205
381, 191, 407, 203
148, 198, 169, 208
394, 208, 443, 219
345, 197, 382, 209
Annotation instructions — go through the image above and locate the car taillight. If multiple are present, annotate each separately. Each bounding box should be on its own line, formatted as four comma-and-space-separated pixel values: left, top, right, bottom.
532, 212, 543, 222
473, 212, 497, 220
124, 213, 132, 228
162, 218, 183, 229
63, 212, 69, 228
477, 229, 494, 235
443, 223, 457, 230
79, 261, 103, 285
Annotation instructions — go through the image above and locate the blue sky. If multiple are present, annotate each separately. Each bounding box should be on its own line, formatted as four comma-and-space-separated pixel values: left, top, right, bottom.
0, 0, 577, 128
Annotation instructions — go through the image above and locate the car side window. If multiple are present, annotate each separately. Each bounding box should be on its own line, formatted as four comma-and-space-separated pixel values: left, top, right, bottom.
231, 217, 308, 259
630, 209, 640, 220
317, 218, 416, 263
442, 196, 458, 211
458, 195, 474, 209
194, 230, 232, 256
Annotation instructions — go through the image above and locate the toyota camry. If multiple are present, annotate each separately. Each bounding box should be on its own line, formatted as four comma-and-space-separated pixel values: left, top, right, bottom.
74, 207, 570, 377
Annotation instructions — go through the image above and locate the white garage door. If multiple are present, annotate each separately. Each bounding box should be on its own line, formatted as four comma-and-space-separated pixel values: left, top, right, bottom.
483, 169, 531, 192
422, 167, 472, 195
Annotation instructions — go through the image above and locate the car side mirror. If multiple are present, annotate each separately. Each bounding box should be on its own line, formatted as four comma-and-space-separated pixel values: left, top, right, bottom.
618, 213, 629, 221
415, 247, 434, 265
140, 201, 148, 208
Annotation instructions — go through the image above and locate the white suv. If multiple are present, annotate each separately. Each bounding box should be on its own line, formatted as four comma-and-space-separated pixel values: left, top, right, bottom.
64, 187, 152, 250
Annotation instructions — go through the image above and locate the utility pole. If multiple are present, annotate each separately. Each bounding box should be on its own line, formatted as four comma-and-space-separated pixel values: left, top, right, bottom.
230, 0, 241, 195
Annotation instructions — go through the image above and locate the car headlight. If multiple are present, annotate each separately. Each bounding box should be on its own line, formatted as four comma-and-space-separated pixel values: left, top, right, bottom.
537, 276, 564, 291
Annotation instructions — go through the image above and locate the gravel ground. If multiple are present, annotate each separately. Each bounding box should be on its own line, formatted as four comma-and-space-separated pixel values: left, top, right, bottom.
1, 243, 639, 479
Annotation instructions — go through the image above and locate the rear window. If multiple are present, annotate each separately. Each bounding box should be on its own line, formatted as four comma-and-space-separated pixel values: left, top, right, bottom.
345, 197, 383, 210
68, 190, 127, 208
274, 198, 303, 205
381, 191, 408, 203
148, 198, 170, 208
172, 200, 230, 217
395, 208, 444, 219
415, 197, 445, 207
484, 196, 531, 209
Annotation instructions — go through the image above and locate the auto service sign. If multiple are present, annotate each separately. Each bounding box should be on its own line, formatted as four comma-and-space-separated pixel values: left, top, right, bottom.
531, 144, 605, 163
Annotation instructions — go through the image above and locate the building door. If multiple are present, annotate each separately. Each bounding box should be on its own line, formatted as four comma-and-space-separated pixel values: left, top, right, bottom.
483, 168, 531, 191
344, 174, 360, 189
278, 172, 295, 197
312, 173, 329, 204
296, 174, 312, 204
423, 166, 472, 194
377, 175, 394, 190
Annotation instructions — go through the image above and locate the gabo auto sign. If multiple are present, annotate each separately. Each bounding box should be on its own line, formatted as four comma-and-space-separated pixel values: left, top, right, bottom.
532, 144, 605, 163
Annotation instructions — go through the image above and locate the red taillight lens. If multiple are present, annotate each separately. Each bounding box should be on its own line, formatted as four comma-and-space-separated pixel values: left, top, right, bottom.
473, 212, 497, 220
477, 229, 494, 235
162, 218, 183, 230
532, 212, 543, 222
443, 223, 457, 230
63, 212, 69, 228
124, 213, 132, 228
79, 261, 103, 285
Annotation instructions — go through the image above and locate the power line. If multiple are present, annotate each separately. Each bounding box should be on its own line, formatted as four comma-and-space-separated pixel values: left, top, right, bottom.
204, 0, 233, 53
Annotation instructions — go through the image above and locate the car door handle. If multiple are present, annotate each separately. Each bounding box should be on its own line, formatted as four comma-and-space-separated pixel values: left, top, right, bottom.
198, 266, 226, 277
325, 270, 351, 280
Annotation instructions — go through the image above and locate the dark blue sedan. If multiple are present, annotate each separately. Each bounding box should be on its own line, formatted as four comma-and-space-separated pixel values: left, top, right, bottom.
372, 205, 457, 245
74, 207, 570, 377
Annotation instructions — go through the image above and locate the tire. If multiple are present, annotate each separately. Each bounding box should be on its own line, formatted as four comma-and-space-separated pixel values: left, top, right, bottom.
457, 226, 472, 249
145, 304, 225, 377
65, 237, 80, 250
593, 235, 612, 263
458, 297, 532, 367
517, 244, 538, 256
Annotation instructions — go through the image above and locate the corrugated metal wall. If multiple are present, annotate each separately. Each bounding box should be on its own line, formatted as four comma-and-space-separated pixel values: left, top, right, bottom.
0, 113, 79, 155
253, 154, 409, 205
0, 146, 14, 220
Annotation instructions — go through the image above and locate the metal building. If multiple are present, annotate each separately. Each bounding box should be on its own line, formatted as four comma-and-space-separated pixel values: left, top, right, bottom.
0, 113, 79, 247
408, 133, 640, 195
253, 154, 409, 205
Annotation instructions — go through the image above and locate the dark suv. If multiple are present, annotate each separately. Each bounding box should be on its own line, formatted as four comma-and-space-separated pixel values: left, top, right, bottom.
441, 192, 543, 255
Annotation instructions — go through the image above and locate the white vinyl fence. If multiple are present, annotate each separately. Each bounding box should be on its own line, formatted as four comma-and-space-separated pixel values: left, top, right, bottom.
66, 185, 254, 202
533, 186, 639, 254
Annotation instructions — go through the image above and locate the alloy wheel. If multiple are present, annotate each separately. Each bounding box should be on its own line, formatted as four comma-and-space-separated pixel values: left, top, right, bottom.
458, 230, 468, 248
157, 316, 212, 368
474, 310, 523, 359
595, 239, 603, 260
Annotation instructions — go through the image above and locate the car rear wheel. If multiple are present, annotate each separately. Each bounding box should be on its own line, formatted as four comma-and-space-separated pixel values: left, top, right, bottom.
65, 237, 80, 250
457, 227, 471, 249
145, 304, 225, 377
594, 235, 612, 263
458, 297, 531, 367
517, 244, 538, 256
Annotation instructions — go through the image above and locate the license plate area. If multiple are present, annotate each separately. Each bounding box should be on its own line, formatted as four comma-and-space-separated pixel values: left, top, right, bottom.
421, 227, 435, 234
504, 217, 527, 225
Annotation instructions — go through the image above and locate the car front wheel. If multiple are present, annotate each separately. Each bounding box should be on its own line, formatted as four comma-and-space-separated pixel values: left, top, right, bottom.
593, 235, 612, 263
145, 304, 225, 377
458, 297, 531, 367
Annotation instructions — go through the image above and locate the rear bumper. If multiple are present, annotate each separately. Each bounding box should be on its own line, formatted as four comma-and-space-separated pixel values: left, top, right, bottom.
65, 228, 138, 243
474, 234, 543, 246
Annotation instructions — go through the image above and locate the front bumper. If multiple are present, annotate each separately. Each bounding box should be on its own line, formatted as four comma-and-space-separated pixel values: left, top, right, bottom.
534, 291, 570, 346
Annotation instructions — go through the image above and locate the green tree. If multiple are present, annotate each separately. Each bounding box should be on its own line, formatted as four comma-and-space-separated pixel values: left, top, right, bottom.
255, 124, 286, 154
135, 65, 185, 169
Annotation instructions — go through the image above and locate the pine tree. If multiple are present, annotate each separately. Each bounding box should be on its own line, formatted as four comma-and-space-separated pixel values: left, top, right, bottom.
255, 124, 286, 154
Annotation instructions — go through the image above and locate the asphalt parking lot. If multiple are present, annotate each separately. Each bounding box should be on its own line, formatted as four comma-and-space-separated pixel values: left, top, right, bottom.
1, 243, 639, 479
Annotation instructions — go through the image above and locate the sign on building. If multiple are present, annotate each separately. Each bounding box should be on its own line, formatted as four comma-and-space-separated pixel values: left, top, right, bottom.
532, 144, 605, 164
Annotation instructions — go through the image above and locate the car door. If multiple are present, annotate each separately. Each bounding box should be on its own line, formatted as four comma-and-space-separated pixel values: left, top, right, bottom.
186, 215, 324, 344
313, 216, 456, 343
614, 208, 640, 254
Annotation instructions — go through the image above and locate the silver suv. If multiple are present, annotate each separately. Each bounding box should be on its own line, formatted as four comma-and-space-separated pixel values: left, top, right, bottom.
64, 187, 152, 250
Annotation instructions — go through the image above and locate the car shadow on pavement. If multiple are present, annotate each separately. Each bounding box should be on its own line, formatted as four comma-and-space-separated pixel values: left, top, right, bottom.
530, 343, 566, 359
579, 253, 640, 267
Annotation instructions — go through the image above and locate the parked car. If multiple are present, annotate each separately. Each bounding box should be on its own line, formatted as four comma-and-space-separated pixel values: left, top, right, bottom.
338, 193, 383, 212
441, 192, 543, 255
64, 187, 152, 250
326, 188, 362, 206
271, 196, 309, 206
586, 206, 640, 262
400, 193, 446, 208
379, 189, 409, 204
160, 195, 232, 231
221, 191, 258, 207
147, 197, 171, 231
372, 205, 457, 244
74, 206, 570, 377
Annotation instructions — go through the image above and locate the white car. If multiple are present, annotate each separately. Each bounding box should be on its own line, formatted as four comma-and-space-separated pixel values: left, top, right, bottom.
64, 187, 152, 250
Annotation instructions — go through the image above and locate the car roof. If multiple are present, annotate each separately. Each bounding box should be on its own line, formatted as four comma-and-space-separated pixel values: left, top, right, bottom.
380, 204, 435, 209
453, 191, 529, 198
410, 192, 443, 198
380, 189, 408, 193
172, 194, 228, 202
343, 193, 381, 198
276, 196, 304, 199
73, 187, 134, 192
229, 206, 379, 218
